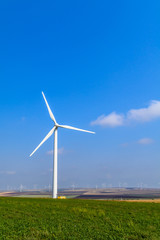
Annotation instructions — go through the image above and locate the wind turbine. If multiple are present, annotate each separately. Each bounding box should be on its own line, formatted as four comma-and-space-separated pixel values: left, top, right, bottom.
30, 92, 95, 198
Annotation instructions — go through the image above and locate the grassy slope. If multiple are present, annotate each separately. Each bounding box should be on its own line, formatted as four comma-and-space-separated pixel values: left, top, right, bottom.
0, 197, 160, 240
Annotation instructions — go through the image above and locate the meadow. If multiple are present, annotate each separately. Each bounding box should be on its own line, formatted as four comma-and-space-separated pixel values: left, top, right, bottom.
0, 197, 160, 240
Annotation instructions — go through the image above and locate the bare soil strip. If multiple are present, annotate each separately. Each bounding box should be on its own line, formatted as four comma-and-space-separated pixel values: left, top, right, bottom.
0, 192, 14, 196
120, 199, 160, 203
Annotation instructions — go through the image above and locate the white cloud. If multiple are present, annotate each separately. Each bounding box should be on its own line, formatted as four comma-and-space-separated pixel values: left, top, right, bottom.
21, 116, 26, 121
91, 112, 124, 127
0, 171, 16, 175
127, 100, 160, 122
6, 171, 16, 175
91, 100, 160, 127
106, 173, 112, 179
121, 143, 129, 147
137, 138, 154, 145
46, 150, 53, 155
58, 147, 64, 155
121, 138, 154, 146
46, 147, 64, 156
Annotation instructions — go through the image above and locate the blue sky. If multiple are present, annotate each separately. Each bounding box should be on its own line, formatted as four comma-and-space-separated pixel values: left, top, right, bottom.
0, 0, 160, 190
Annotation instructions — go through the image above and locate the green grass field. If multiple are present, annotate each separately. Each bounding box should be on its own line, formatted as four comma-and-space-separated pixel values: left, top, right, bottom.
0, 197, 160, 240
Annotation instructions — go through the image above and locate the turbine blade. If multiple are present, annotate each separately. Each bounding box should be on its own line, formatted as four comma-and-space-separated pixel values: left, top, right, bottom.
42, 92, 57, 124
58, 125, 95, 134
30, 126, 56, 157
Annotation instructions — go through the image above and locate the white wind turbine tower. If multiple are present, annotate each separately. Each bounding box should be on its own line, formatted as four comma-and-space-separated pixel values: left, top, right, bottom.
30, 92, 95, 198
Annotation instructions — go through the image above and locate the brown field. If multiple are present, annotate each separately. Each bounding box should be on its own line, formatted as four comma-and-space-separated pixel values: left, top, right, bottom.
121, 199, 160, 203
0, 192, 15, 196
1, 188, 160, 201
